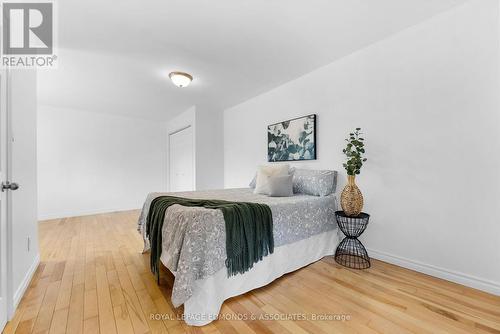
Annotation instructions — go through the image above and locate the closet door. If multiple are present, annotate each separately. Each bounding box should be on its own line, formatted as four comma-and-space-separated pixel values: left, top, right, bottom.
169, 126, 194, 192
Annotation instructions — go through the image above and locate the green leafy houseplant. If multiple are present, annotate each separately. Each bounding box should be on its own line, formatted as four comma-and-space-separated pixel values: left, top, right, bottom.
342, 128, 367, 176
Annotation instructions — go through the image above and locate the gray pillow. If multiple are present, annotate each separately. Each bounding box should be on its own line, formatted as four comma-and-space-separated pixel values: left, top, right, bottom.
293, 169, 337, 196
268, 175, 294, 197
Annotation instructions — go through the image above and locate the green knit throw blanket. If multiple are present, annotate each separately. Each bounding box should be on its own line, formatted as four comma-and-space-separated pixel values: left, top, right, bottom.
145, 196, 274, 281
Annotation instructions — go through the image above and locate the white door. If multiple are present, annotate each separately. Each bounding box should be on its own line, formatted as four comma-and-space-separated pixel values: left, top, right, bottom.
169, 126, 194, 192
0, 71, 9, 330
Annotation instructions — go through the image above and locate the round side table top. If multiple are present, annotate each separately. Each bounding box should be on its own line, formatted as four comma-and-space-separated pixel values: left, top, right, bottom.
335, 211, 370, 220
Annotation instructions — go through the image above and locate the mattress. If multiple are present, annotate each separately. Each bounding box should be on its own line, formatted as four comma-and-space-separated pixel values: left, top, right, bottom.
138, 188, 338, 313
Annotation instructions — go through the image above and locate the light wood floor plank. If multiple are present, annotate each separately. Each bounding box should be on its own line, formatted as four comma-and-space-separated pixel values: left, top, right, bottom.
3, 210, 499, 334
82, 316, 99, 334
48, 308, 68, 334
67, 283, 85, 334
95, 266, 117, 334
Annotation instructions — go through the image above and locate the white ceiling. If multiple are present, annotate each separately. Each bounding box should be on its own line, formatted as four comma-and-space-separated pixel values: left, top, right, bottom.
38, 0, 466, 121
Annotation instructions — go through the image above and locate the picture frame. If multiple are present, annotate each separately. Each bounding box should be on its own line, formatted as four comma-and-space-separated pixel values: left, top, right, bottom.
267, 114, 316, 162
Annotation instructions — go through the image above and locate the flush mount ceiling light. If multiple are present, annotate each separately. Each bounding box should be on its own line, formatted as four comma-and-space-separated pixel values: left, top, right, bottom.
169, 71, 193, 88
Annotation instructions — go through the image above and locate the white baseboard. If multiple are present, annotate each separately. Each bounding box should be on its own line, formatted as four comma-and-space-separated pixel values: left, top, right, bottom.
38, 207, 140, 221
12, 253, 40, 313
368, 248, 500, 296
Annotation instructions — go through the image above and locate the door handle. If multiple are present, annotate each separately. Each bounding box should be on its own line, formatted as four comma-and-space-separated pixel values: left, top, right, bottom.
2, 181, 19, 192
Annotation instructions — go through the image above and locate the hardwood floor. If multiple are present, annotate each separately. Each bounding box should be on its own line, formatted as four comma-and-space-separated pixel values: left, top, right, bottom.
3, 210, 500, 334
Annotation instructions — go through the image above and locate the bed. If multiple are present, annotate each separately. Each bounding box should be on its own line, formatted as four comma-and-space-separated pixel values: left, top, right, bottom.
138, 187, 339, 326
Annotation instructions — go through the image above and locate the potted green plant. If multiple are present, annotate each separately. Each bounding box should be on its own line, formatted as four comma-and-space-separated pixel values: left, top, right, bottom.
341, 128, 367, 216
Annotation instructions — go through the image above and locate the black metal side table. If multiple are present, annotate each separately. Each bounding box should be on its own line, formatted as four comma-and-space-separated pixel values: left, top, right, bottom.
334, 211, 370, 269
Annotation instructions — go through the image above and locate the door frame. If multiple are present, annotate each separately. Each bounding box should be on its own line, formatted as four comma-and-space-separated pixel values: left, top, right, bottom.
0, 68, 12, 329
167, 125, 196, 192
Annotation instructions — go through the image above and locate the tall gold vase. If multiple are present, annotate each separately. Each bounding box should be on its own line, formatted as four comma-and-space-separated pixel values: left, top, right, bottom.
341, 175, 364, 216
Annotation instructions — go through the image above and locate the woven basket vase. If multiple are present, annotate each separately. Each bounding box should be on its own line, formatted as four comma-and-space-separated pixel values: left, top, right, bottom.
341, 175, 364, 216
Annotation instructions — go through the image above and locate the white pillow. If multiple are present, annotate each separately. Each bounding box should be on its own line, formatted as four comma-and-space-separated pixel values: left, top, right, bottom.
254, 164, 290, 195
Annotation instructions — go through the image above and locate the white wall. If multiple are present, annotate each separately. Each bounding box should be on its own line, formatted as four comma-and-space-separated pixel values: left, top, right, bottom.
10, 70, 39, 311
196, 106, 224, 190
166, 105, 224, 191
224, 0, 500, 294
37, 106, 167, 220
